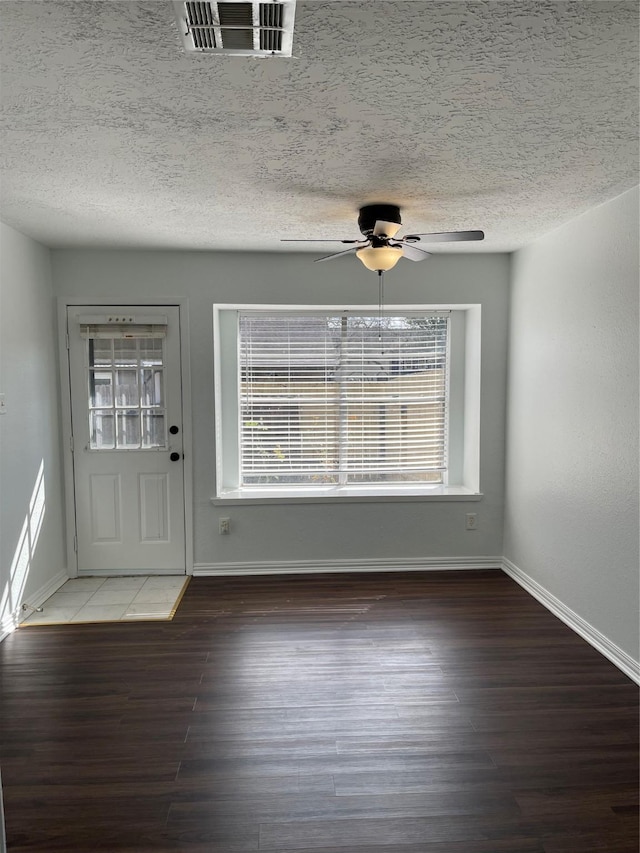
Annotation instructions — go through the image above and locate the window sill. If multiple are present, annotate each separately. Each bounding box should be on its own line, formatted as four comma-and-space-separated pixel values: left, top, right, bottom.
211, 486, 483, 506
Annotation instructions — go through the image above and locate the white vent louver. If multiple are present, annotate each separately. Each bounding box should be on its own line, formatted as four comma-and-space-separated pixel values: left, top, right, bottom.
174, 1, 296, 57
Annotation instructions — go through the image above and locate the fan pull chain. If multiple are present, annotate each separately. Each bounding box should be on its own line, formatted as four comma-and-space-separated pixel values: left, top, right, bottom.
378, 269, 384, 353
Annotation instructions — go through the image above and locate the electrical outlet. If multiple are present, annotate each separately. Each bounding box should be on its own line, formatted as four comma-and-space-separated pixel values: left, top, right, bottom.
219, 517, 230, 535
465, 513, 477, 531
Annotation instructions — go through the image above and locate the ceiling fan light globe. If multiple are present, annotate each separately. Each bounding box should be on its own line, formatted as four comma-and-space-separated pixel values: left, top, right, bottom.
356, 245, 403, 271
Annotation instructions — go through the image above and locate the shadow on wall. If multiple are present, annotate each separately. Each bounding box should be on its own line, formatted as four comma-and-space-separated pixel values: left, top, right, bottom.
0, 460, 45, 632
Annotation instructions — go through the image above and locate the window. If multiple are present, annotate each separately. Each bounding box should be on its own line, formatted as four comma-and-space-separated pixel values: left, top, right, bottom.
239, 312, 448, 486
214, 305, 481, 500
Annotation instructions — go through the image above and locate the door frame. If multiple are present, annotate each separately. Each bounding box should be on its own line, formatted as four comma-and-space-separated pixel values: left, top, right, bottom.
58, 297, 194, 578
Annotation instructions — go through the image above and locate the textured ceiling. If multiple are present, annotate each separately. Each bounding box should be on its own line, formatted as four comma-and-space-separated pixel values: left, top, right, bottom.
0, 1, 638, 252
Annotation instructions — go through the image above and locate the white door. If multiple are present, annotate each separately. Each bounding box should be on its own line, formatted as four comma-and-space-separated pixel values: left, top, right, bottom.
67, 306, 186, 575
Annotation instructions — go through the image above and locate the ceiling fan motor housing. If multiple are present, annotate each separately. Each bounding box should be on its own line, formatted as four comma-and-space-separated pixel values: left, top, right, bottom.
358, 204, 401, 237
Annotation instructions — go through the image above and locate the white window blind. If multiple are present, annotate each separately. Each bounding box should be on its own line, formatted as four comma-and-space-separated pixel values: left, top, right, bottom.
239, 312, 449, 487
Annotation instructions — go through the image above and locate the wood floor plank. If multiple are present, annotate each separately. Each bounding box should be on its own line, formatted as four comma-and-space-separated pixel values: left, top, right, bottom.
256, 844, 545, 853
1, 570, 637, 852
258, 813, 528, 849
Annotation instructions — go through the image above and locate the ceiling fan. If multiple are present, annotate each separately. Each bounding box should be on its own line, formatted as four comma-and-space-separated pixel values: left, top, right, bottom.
282, 204, 484, 272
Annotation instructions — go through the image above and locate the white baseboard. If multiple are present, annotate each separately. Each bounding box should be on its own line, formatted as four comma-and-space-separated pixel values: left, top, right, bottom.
0, 569, 69, 642
502, 558, 639, 685
193, 555, 502, 577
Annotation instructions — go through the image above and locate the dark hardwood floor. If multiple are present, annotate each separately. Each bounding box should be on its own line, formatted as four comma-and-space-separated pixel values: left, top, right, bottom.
1, 570, 638, 852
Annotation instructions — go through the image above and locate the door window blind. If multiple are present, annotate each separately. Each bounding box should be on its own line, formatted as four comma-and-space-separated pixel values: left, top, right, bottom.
239, 312, 449, 486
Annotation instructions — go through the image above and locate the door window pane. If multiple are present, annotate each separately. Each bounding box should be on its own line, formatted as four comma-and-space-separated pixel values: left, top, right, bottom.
115, 369, 139, 406
141, 369, 164, 406
117, 411, 141, 448
90, 370, 113, 407
140, 339, 163, 366
114, 338, 138, 366
142, 412, 165, 448
90, 411, 115, 449
91, 339, 113, 365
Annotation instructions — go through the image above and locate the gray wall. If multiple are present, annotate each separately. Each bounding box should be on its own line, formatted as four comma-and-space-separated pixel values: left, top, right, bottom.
504, 186, 639, 663
0, 223, 66, 633
52, 250, 510, 569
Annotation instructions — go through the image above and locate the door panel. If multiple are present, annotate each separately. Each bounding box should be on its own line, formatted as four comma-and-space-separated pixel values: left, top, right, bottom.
139, 473, 169, 542
67, 306, 186, 574
89, 474, 122, 542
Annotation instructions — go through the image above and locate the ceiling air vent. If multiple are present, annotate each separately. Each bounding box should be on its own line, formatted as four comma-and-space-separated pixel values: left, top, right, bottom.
174, 1, 296, 57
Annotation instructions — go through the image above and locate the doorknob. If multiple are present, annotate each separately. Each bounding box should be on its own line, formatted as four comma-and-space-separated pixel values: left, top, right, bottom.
169, 425, 180, 435
170, 452, 181, 462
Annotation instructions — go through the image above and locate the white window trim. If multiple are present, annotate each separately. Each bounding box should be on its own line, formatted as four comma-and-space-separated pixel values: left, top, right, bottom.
213, 304, 481, 503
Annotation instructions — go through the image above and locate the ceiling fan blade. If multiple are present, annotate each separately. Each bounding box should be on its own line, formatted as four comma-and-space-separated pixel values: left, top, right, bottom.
395, 242, 432, 262
314, 246, 361, 263
281, 239, 361, 243
373, 220, 402, 238
403, 230, 485, 243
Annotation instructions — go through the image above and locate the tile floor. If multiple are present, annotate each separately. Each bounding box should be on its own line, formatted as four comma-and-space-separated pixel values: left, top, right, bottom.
20, 575, 189, 625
